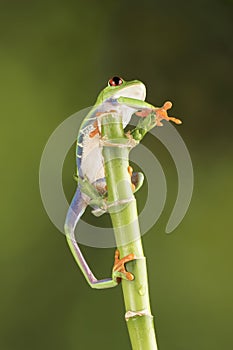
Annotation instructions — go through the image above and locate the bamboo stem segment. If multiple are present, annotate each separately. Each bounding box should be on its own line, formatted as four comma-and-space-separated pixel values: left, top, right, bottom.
101, 113, 158, 350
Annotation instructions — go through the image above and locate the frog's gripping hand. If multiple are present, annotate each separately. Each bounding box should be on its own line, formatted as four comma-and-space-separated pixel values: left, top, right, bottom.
117, 97, 182, 141
64, 187, 135, 289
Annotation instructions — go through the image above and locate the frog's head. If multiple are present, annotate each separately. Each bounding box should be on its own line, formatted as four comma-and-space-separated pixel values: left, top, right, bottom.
98, 76, 146, 102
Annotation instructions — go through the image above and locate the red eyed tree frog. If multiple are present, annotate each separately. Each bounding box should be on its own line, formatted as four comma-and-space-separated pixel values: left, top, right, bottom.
64, 76, 181, 289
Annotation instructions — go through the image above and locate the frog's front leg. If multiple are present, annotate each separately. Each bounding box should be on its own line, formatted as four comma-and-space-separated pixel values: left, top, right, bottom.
89, 120, 100, 138
117, 97, 182, 125
136, 101, 182, 126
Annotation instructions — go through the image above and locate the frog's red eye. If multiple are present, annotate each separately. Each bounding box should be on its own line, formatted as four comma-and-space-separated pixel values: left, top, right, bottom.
108, 76, 123, 86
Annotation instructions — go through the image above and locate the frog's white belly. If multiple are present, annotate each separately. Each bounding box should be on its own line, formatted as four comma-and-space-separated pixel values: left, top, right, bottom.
80, 133, 104, 183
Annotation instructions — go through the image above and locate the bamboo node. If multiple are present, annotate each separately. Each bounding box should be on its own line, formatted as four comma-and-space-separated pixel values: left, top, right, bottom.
125, 308, 152, 321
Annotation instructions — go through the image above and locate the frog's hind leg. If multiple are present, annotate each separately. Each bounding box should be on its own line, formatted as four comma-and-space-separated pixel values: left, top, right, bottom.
65, 186, 119, 289
64, 187, 90, 279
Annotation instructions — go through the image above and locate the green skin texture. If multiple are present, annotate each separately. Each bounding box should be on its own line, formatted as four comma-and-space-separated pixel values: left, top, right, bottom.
66, 79, 160, 289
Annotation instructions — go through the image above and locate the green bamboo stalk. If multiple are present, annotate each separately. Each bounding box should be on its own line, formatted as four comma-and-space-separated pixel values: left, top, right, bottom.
101, 113, 158, 350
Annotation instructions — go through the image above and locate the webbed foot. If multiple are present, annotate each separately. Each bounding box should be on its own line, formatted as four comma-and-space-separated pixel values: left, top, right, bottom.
155, 101, 182, 126
113, 249, 135, 282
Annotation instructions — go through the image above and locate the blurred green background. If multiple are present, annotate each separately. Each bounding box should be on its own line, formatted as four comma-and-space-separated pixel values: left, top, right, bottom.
1, 0, 232, 349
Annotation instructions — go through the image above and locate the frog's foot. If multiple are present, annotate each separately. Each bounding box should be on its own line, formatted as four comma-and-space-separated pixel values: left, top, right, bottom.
89, 120, 100, 138
155, 101, 182, 126
127, 166, 136, 192
113, 249, 135, 282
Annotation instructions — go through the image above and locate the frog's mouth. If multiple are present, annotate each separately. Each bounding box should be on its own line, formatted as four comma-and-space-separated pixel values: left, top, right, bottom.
112, 82, 146, 101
